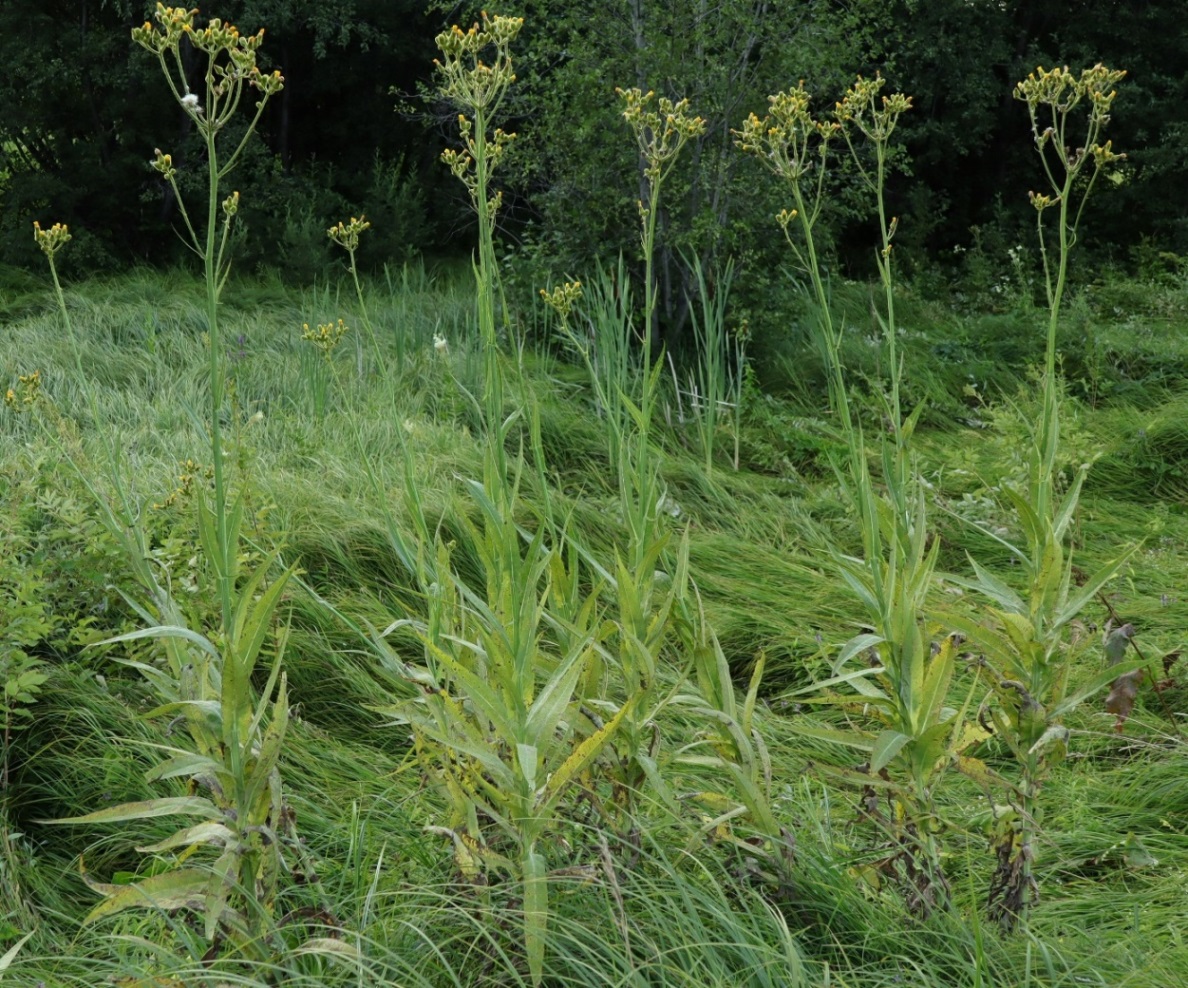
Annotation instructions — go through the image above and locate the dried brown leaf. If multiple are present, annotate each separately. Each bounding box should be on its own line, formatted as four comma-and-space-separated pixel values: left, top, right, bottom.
1104, 668, 1145, 732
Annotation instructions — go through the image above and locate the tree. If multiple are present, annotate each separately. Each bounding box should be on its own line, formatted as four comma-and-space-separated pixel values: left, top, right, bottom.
0, 0, 435, 275
499, 0, 888, 342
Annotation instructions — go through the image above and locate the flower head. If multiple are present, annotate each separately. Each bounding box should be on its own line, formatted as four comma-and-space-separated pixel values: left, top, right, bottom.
301, 319, 350, 356
327, 215, 371, 253
33, 222, 71, 258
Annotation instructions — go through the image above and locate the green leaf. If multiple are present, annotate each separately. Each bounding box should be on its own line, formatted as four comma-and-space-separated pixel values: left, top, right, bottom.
919, 636, 958, 728
1052, 546, 1137, 632
784, 722, 875, 751
722, 762, 780, 836
833, 633, 885, 673
47, 797, 219, 826
871, 730, 912, 773
966, 558, 1025, 613
741, 651, 765, 735
293, 937, 363, 960
245, 674, 289, 811
543, 695, 636, 808
1028, 724, 1069, 760
82, 869, 208, 924
96, 625, 220, 660
144, 752, 223, 783
1050, 661, 1136, 719
136, 822, 236, 854
523, 846, 547, 987
425, 640, 517, 742
417, 727, 517, 792
0, 931, 34, 975
523, 646, 587, 748
1053, 466, 1088, 541
779, 664, 888, 700
516, 743, 539, 791
943, 611, 1026, 678
232, 560, 294, 684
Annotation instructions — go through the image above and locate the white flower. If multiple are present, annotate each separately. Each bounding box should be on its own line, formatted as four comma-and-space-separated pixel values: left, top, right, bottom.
433, 334, 448, 353
181, 93, 203, 116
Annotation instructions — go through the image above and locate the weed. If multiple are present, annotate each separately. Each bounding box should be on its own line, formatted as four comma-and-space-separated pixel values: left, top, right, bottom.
948, 63, 1131, 928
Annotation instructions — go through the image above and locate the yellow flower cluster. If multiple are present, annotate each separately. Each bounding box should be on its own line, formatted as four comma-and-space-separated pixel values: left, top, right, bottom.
1014, 63, 1127, 208
327, 215, 372, 254
617, 88, 706, 183
132, 4, 283, 101
734, 84, 837, 185
434, 12, 522, 223
150, 148, 177, 181
153, 458, 211, 511
32, 222, 71, 258
539, 281, 583, 321
433, 12, 523, 111
835, 74, 912, 143
4, 370, 42, 411
1014, 63, 1126, 116
301, 319, 350, 355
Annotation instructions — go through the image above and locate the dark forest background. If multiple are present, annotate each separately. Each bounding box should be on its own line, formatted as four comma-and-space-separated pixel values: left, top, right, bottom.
2, 0, 1185, 325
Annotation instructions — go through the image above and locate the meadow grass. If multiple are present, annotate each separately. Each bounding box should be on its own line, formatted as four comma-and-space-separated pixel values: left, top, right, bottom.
3, 262, 1188, 986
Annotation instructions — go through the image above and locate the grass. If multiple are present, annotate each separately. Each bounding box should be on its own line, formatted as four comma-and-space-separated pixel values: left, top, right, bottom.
3, 263, 1188, 986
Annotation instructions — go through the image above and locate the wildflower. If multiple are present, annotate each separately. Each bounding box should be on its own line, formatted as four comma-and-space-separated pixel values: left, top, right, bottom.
181, 92, 203, 116
433, 333, 449, 354
150, 148, 176, 181
301, 319, 349, 355
327, 215, 371, 253
539, 281, 583, 321
32, 221, 71, 257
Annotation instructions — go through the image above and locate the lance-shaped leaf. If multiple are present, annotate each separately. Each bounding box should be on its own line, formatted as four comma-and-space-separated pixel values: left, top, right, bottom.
137, 821, 236, 855
871, 729, 912, 773
1051, 546, 1137, 632
523, 644, 589, 748
540, 694, 637, 816
83, 869, 209, 925
97, 625, 220, 660
47, 796, 219, 826
523, 845, 547, 986
0, 930, 34, 975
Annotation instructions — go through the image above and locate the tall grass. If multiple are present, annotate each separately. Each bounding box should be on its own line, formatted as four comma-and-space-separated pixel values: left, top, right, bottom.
4, 263, 1188, 987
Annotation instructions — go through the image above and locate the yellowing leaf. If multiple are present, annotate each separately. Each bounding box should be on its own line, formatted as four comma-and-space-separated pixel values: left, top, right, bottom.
47, 796, 219, 826
82, 869, 208, 924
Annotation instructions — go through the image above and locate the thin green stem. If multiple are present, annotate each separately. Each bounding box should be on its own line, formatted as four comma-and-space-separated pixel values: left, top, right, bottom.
348, 250, 382, 368
204, 127, 232, 635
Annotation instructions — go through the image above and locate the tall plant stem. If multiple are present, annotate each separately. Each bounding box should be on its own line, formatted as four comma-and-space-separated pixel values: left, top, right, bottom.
642, 177, 662, 365
203, 134, 234, 635
470, 103, 511, 497
787, 182, 853, 443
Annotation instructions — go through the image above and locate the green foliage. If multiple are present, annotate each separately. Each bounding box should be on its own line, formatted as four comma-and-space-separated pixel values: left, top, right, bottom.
380, 435, 630, 984
0, 556, 51, 791
672, 256, 747, 474
3, 255, 1188, 987
7, 5, 1188, 987
50, 551, 307, 960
